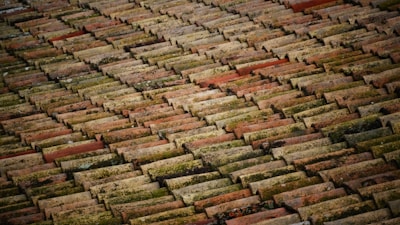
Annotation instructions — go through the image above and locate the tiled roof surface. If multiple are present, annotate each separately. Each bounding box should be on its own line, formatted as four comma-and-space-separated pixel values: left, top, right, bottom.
0, 0, 400, 224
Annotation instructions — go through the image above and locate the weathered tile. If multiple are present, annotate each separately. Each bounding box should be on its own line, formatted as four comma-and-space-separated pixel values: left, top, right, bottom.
101, 126, 151, 144
53, 210, 120, 225
296, 194, 361, 221
225, 207, 292, 225
52, 204, 106, 222
145, 213, 208, 225
89, 175, 151, 198
99, 182, 161, 205
182, 184, 242, 206
358, 98, 400, 117
60, 153, 121, 173
201, 145, 263, 168
147, 159, 204, 181
324, 208, 392, 225
129, 206, 195, 225
110, 194, 172, 217
0, 153, 44, 176
319, 158, 397, 186
37, 191, 92, 212
122, 200, 185, 223
205, 195, 260, 217
123, 142, 183, 166
249, 171, 308, 195
310, 199, 376, 225
304, 149, 373, 175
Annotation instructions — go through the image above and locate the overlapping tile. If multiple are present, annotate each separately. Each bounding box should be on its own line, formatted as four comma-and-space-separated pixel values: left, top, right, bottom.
1, 0, 400, 224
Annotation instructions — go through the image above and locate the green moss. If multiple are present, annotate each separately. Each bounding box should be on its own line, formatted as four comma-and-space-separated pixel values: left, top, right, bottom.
285, 99, 325, 116
106, 188, 169, 205
259, 176, 322, 200
322, 114, 382, 143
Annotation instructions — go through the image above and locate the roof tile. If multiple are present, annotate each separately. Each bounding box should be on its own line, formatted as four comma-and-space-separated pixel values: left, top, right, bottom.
205, 195, 261, 217
129, 206, 195, 225
109, 193, 172, 217
0, 206, 39, 222
97, 182, 160, 205
52, 204, 105, 222
74, 163, 133, 185
146, 213, 208, 225
42, 140, 105, 163
183, 184, 242, 206
297, 194, 361, 220
122, 200, 185, 223
225, 207, 292, 225
1, 0, 400, 224
312, 200, 377, 224
324, 208, 392, 225
304, 151, 367, 177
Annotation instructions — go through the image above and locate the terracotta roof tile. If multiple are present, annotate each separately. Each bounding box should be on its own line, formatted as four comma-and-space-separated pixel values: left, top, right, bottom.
205, 195, 261, 217
320, 156, 397, 183
60, 153, 120, 173
314, 199, 378, 224
225, 207, 292, 225
52, 204, 106, 222
0, 206, 39, 223
42, 139, 105, 163
87, 0, 131, 15
181, 132, 234, 150
231, 159, 284, 184
0, 152, 44, 177
129, 206, 196, 225
357, 131, 400, 154
2, 0, 400, 224
293, 146, 355, 169
53, 146, 109, 164
91, 175, 152, 200
160, 2, 200, 18
202, 145, 262, 167
122, 199, 185, 222
359, 179, 400, 208
149, 213, 209, 225
297, 193, 361, 220
6, 212, 44, 225
1, 7, 41, 25
373, 216, 400, 225
283, 142, 347, 164
250, 171, 308, 195
54, 210, 120, 225
223, 0, 272, 15
325, 208, 392, 225
21, 127, 72, 145
376, 15, 400, 35
184, 184, 243, 206
124, 142, 182, 167
383, 149, 399, 164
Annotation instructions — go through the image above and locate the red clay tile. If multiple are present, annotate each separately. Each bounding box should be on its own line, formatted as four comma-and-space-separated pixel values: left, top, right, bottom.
121, 200, 185, 223
6, 212, 44, 225
344, 169, 400, 193
225, 207, 291, 225
236, 58, 289, 76
0, 206, 39, 222
22, 127, 72, 144
43, 140, 104, 163
285, 187, 348, 212
48, 30, 86, 43
287, 0, 339, 12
